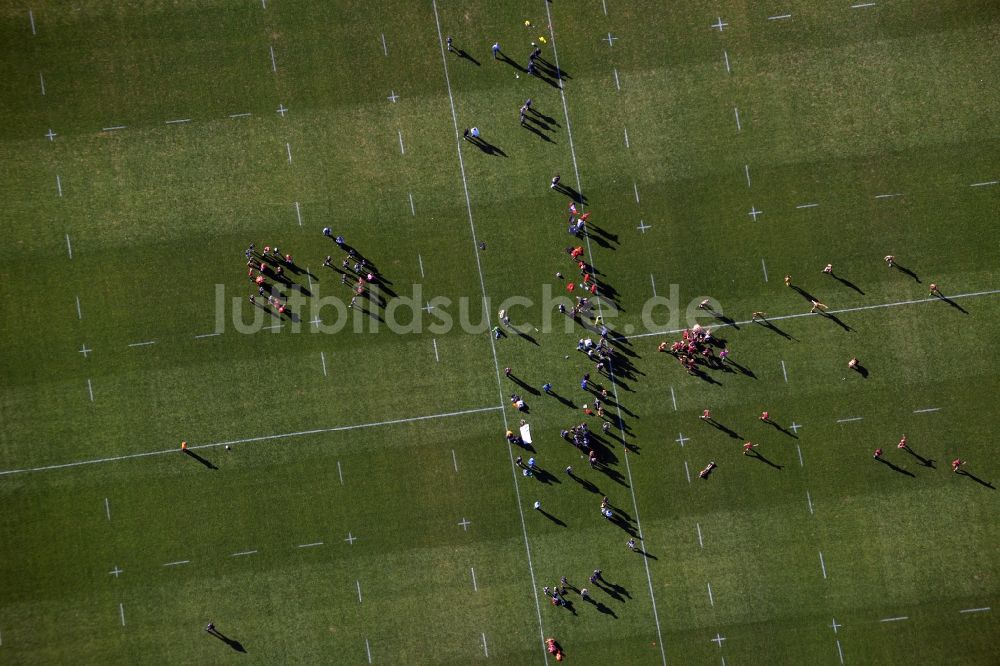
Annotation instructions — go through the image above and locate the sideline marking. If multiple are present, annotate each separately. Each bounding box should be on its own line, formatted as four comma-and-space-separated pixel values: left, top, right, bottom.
602, 0, 608, 16
744, 164, 751, 188
231, 550, 257, 557
482, 632, 489, 657
87, 379, 94, 402
409, 192, 416, 216
768, 14, 792, 20
29, 10, 37, 35
76, 296, 82, 319
229, 112, 251, 119
734, 106, 741, 131
874, 193, 902, 199
320, 352, 327, 377
880, 616, 908, 623
634, 181, 640, 204
128, 341, 156, 348
837, 417, 863, 423
298, 542, 323, 548
650, 274, 657, 297
66, 234, 73, 259
684, 461, 692, 484
103, 125, 127, 131
337, 460, 344, 484
761, 258, 769, 282
56, 175, 63, 197
356, 580, 363, 603
286, 142, 293, 163
707, 582, 714, 607
433, 338, 440, 362
398, 129, 405, 154
269, 45, 277, 71
294, 201, 302, 226
365, 638, 372, 663
670, 387, 677, 411
806, 490, 814, 514
418, 254, 425, 277
819, 552, 828, 579
723, 50, 731, 74
39, 72, 45, 95
781, 359, 788, 382
613, 67, 620, 90
119, 603, 125, 626
796, 202, 819, 209
165, 118, 191, 124
381, 33, 388, 56
471, 567, 478, 591
797, 444, 804, 467
104, 497, 111, 520
851, 2, 876, 7
623, 126, 630, 148
913, 407, 940, 414
696, 523, 704, 548
960, 607, 990, 613
836, 639, 844, 664
452, 449, 458, 472
163, 560, 190, 567
970, 180, 997, 187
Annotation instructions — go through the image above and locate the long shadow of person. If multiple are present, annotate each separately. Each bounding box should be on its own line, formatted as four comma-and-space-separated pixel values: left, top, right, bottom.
456, 49, 480, 66
208, 629, 247, 653
902, 447, 935, 468
831, 274, 865, 294
747, 449, 783, 470
537, 508, 568, 526
875, 457, 915, 477
183, 449, 217, 470
893, 263, 921, 283
937, 294, 969, 314
957, 470, 996, 489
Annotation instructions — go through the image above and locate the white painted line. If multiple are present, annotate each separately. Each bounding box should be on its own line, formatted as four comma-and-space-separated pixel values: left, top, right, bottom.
356, 580, 363, 603
634, 181, 640, 204
103, 125, 127, 131
286, 142, 293, 163
293, 201, 302, 226
229, 112, 251, 118
761, 258, 769, 282
623, 126, 630, 148
365, 638, 372, 664
806, 490, 814, 514
670, 387, 677, 411
880, 616, 908, 623
602, 0, 608, 16
781, 360, 788, 382
165, 118, 191, 124
684, 461, 691, 484
913, 407, 940, 414
959, 607, 990, 613
970, 180, 998, 187
337, 460, 344, 484
87, 379, 94, 402
39, 72, 45, 95
768, 14, 792, 20
874, 193, 902, 199
195, 332, 221, 339
29, 10, 36, 35
231, 550, 257, 557
613, 67, 620, 90
723, 50, 731, 74
433, 338, 440, 362
696, 523, 704, 548
836, 639, 844, 664
797, 444, 804, 468
744, 164, 751, 188
381, 33, 388, 56
851, 2, 876, 7
56, 175, 63, 197
261, 0, 267, 8
481, 632, 489, 657
104, 497, 111, 520
796, 203, 819, 209
471, 567, 478, 591
298, 542, 323, 548
819, 552, 828, 579
707, 582, 714, 607
262, 323, 283, 330
418, 254, 425, 278
409, 192, 416, 216
119, 603, 125, 626
836, 417, 863, 423
397, 129, 405, 155
65, 234, 73, 259
452, 449, 458, 472
733, 107, 741, 131
128, 341, 156, 348
269, 45, 277, 72
320, 352, 327, 377
76, 296, 82, 319
650, 274, 657, 297
163, 560, 190, 567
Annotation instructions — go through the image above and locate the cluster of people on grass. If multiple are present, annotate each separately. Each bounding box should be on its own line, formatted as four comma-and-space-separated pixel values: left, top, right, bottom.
244, 242, 299, 315
657, 323, 729, 375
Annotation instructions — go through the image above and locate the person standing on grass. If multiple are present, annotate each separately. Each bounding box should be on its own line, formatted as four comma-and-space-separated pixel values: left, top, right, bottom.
784, 274, 792, 287
743, 442, 755, 455
520, 106, 527, 126
759, 411, 770, 423
951, 458, 965, 473
929, 283, 941, 296
897, 435, 908, 450
701, 409, 713, 421
626, 538, 636, 551
873, 447, 883, 460
823, 263, 833, 275
551, 174, 560, 189
810, 299, 828, 313
884, 255, 895, 267
447, 36, 454, 52
492, 42, 501, 59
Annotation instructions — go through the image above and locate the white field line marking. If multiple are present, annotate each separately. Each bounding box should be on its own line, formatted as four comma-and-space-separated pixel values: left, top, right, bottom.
880, 616, 908, 623
231, 550, 257, 557
684, 461, 692, 484
286, 142, 293, 163
836, 639, 844, 664
781, 360, 788, 382
269, 45, 277, 72
627, 289, 1000, 341
634, 181, 640, 204
128, 341, 156, 348
433, 4, 548, 661
398, 129, 405, 154
194, 332, 221, 339
796, 202, 819, 209
851, 2, 876, 7
471, 567, 478, 591
650, 274, 657, 297
103, 125, 127, 131
913, 407, 940, 414
819, 551, 828, 579
163, 560, 190, 567
365, 638, 372, 663
0, 405, 504, 477
482, 632, 489, 657
837, 417, 863, 423
39, 72, 45, 95
229, 112, 251, 118
262, 323, 282, 330
797, 444, 804, 468
601, 0, 608, 16
433, 338, 440, 362
165, 118, 191, 124
761, 258, 769, 282
76, 296, 82, 319
970, 180, 998, 187
707, 582, 714, 607
87, 379, 94, 402
613, 67, 620, 90
544, 5, 665, 661
294, 201, 302, 226
452, 449, 458, 472
768, 14, 792, 21
119, 603, 125, 626
959, 607, 990, 613
320, 352, 327, 376
298, 542, 323, 548
874, 193, 902, 199
623, 126, 630, 148
381, 33, 388, 56
696, 523, 704, 548
733, 106, 742, 131
104, 497, 111, 520
356, 580, 363, 603
65, 234, 73, 259
670, 387, 677, 411
806, 489, 814, 514
409, 192, 416, 216
306, 268, 313, 291
56, 174, 62, 197
418, 254, 425, 278
29, 10, 36, 35
744, 164, 751, 188
723, 49, 731, 74
337, 460, 344, 484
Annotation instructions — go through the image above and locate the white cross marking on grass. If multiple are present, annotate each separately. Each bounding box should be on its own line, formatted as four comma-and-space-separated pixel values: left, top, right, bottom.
959, 607, 991, 613
675, 433, 690, 448
380, 33, 388, 56
613, 67, 620, 90
452, 449, 458, 472
637, 220, 652, 234
711, 17, 728, 31
624, 126, 630, 148
310, 317, 323, 328
79, 344, 92, 358
45, 128, 57, 141
707, 582, 715, 607
387, 90, 399, 103
231, 550, 257, 557
734, 107, 742, 131
797, 444, 804, 468
458, 517, 471, 531
286, 142, 293, 163
970, 180, 998, 187
696, 523, 704, 548
684, 461, 692, 484
471, 567, 478, 591
830, 618, 842, 633
423, 302, 435, 314
819, 551, 828, 579
913, 407, 940, 414
356, 580, 362, 603
670, 386, 677, 411
880, 616, 908, 623
796, 202, 819, 209
748, 206, 763, 221
409, 192, 416, 216
87, 379, 94, 402
711, 634, 726, 647
29, 9, 36, 35
109, 566, 123, 579
103, 125, 127, 131
418, 253, 425, 277
276, 104, 288, 117
761, 258, 769, 282
723, 50, 731, 73
320, 351, 327, 376
269, 45, 277, 72
39, 72, 45, 95
789, 422, 802, 434
345, 532, 357, 545
337, 461, 344, 485
604, 33, 618, 46
806, 489, 814, 514
119, 603, 125, 627
768, 14, 792, 21
365, 638, 372, 664
56, 174, 63, 197
104, 497, 111, 520
481, 632, 489, 657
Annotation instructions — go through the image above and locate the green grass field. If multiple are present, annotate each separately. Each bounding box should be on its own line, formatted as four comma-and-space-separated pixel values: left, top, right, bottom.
1, 1, 999, 663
